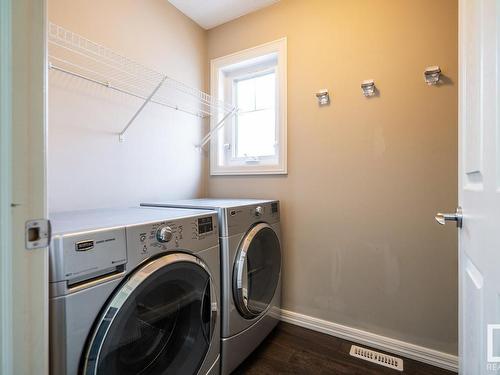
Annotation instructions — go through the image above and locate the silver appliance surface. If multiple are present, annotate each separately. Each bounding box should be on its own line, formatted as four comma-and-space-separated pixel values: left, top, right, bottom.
141, 198, 274, 209
49, 207, 221, 375
140, 198, 282, 375
50, 206, 214, 235
142, 198, 280, 237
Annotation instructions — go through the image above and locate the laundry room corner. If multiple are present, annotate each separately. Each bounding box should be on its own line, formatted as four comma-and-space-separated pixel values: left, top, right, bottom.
11, 0, 496, 373
47, 0, 211, 212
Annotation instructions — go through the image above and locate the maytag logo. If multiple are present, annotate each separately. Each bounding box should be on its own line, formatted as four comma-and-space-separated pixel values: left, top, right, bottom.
75, 240, 94, 252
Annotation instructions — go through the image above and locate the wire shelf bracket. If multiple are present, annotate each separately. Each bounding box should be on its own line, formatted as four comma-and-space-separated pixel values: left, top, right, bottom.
196, 108, 239, 149
118, 76, 167, 142
47, 22, 237, 144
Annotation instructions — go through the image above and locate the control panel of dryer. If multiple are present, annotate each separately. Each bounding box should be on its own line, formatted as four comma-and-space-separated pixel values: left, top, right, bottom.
126, 213, 219, 265
223, 201, 280, 236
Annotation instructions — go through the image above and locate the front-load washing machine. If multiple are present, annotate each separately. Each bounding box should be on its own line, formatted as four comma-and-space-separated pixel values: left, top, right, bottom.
141, 199, 282, 374
49, 207, 220, 375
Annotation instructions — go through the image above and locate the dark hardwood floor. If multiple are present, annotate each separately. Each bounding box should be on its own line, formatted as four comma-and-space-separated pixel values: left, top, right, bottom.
232, 322, 457, 375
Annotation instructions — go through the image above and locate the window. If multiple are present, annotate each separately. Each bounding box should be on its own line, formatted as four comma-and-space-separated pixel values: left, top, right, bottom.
210, 38, 287, 175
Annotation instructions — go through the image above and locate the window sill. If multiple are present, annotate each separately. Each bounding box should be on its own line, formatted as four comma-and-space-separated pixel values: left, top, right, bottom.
210, 168, 288, 176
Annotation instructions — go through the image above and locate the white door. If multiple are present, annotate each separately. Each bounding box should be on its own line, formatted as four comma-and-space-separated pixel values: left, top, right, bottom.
444, 0, 500, 374
0, 0, 48, 374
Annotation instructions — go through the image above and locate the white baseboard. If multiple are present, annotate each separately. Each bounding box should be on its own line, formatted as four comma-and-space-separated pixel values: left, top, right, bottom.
280, 309, 458, 372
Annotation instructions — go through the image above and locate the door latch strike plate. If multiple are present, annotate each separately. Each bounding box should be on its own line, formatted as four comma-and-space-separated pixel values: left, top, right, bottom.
25, 219, 51, 250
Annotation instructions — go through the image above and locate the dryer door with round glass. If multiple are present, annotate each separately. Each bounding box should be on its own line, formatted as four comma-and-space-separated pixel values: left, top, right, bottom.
233, 223, 281, 319
82, 253, 217, 375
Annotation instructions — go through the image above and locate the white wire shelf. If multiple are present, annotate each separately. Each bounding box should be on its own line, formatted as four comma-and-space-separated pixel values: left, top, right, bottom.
48, 22, 237, 144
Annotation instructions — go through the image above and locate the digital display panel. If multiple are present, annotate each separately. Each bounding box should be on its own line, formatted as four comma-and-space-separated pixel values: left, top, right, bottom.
198, 216, 213, 234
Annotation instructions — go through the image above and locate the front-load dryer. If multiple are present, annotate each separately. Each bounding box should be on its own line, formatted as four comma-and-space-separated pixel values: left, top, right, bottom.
141, 199, 282, 374
49, 207, 220, 375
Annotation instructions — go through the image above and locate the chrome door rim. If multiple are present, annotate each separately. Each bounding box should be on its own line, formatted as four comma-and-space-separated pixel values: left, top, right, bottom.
82, 252, 217, 375
233, 223, 281, 319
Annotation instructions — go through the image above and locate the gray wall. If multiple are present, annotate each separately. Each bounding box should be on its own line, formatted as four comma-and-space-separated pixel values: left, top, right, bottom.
207, 0, 458, 354
48, 0, 208, 212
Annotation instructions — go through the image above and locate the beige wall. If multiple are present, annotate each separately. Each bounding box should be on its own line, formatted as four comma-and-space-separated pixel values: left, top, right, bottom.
207, 0, 458, 354
48, 0, 208, 212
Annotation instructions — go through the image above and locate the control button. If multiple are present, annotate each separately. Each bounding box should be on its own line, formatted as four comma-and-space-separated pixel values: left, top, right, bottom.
254, 206, 264, 217
156, 226, 173, 243
140, 234, 146, 242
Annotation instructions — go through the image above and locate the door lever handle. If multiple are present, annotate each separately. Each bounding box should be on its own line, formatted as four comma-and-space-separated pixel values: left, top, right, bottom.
435, 207, 463, 228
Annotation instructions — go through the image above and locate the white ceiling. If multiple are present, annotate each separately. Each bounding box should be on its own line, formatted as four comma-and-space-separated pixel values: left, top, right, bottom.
168, 0, 280, 30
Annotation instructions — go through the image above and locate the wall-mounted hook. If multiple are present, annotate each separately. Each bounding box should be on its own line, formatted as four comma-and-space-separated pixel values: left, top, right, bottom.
361, 80, 376, 97
315, 89, 330, 106
424, 66, 441, 85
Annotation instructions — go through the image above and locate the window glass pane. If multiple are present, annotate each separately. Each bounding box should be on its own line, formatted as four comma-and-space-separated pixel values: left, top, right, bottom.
255, 73, 275, 110
236, 109, 276, 158
236, 78, 255, 112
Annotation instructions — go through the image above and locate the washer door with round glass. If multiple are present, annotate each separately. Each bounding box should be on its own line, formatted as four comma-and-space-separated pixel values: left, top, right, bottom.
233, 223, 281, 319
82, 253, 217, 375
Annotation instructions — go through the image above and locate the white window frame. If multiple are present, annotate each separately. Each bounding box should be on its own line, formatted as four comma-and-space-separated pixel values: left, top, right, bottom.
210, 38, 287, 175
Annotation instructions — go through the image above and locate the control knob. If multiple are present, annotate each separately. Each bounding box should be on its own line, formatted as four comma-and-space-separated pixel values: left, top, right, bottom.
156, 226, 173, 243
254, 206, 264, 217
